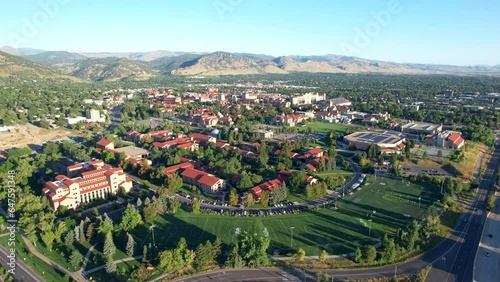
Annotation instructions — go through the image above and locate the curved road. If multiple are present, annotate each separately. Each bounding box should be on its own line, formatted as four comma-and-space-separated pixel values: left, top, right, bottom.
171, 139, 500, 282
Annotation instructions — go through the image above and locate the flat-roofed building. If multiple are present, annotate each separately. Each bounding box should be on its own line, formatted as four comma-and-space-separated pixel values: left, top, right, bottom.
399, 121, 442, 135
345, 131, 406, 154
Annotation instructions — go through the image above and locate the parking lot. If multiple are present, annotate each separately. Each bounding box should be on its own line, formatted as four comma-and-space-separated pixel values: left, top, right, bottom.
375, 165, 453, 177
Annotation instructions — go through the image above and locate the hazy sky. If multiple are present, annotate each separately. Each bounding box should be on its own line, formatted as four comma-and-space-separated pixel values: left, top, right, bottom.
1, 0, 499, 65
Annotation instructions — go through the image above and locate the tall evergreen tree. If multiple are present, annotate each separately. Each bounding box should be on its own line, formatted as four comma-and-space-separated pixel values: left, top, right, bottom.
105, 257, 117, 274
74, 226, 80, 242
103, 232, 116, 258
142, 244, 148, 263
126, 233, 135, 257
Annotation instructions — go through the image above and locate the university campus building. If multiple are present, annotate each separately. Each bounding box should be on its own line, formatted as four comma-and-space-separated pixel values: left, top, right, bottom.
42, 160, 132, 210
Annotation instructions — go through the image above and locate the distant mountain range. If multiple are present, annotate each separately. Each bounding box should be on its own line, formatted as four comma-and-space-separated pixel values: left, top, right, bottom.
1, 46, 500, 81
0, 50, 76, 80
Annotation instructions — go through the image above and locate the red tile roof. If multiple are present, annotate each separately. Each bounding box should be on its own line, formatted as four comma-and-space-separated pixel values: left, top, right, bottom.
448, 133, 464, 146
96, 138, 113, 147
251, 187, 263, 198
165, 162, 194, 175
308, 148, 324, 155
188, 133, 214, 142
305, 163, 317, 171
181, 168, 222, 187
177, 142, 196, 149
251, 178, 283, 193
181, 168, 201, 179
198, 175, 220, 187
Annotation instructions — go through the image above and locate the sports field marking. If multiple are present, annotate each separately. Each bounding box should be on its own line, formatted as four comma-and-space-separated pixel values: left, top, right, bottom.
189, 218, 210, 240
279, 219, 292, 235
265, 226, 278, 240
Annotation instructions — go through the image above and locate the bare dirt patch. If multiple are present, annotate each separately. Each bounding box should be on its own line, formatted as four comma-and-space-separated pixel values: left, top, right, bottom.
0, 124, 82, 159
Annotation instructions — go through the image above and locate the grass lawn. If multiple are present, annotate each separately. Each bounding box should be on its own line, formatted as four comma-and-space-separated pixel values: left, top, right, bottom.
299, 121, 358, 135
314, 168, 354, 181
449, 142, 488, 180
338, 177, 440, 230
402, 142, 489, 182
286, 193, 308, 203
130, 177, 439, 256
0, 234, 67, 282
84, 236, 133, 271
33, 239, 91, 272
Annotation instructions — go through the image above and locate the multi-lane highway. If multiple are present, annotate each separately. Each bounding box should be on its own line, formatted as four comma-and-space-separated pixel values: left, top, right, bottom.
427, 138, 500, 282
473, 185, 500, 281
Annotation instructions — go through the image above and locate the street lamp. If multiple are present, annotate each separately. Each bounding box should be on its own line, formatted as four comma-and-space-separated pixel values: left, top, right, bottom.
150, 224, 157, 262
418, 197, 421, 208
289, 227, 295, 248
150, 225, 156, 247
368, 219, 373, 236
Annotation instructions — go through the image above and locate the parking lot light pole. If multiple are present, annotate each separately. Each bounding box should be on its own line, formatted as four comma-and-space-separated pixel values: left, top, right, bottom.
368, 219, 373, 236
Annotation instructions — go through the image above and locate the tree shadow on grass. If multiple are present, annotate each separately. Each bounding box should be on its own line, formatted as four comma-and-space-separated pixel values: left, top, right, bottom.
131, 214, 223, 253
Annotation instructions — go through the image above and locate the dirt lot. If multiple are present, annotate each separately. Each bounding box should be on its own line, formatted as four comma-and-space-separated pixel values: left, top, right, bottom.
0, 124, 82, 159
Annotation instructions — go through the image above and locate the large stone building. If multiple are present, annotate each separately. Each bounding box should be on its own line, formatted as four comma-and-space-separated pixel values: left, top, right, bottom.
291, 92, 326, 105
43, 160, 132, 210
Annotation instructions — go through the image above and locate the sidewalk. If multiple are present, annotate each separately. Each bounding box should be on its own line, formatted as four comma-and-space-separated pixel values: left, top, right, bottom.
79, 243, 98, 275
83, 255, 142, 275
19, 234, 86, 282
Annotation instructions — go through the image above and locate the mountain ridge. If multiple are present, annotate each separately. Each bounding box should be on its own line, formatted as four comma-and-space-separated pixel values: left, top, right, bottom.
2, 46, 500, 80
0, 50, 77, 80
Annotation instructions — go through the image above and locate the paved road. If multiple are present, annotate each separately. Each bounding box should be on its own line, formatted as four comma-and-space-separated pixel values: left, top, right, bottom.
426, 138, 500, 282
473, 192, 500, 282
170, 268, 317, 282
0, 245, 42, 282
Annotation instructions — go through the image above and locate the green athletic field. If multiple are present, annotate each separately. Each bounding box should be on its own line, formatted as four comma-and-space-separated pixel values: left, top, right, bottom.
132, 177, 440, 256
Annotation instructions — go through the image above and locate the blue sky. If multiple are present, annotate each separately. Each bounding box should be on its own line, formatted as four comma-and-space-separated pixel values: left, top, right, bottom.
1, 0, 499, 65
